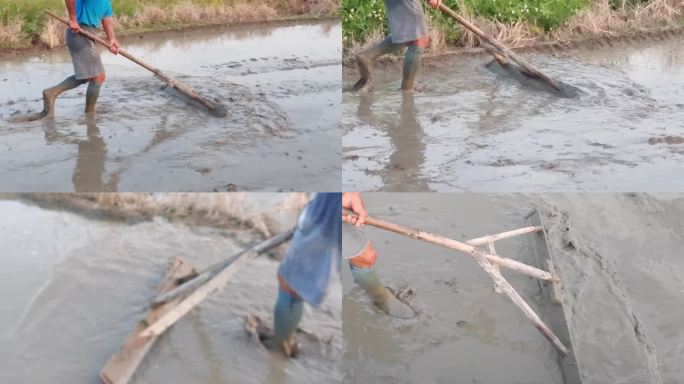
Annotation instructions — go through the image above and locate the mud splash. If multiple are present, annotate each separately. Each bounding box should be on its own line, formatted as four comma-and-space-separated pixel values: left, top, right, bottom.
0, 196, 342, 384
342, 35, 684, 191
0, 20, 341, 192
342, 193, 684, 383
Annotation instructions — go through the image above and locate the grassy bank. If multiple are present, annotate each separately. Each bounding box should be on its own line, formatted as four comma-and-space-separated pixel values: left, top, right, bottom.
343, 0, 684, 54
0, 0, 339, 50
14, 193, 308, 238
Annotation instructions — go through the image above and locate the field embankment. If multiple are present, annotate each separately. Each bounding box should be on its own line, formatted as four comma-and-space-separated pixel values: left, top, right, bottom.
0, 0, 339, 51
5, 193, 308, 239
343, 0, 684, 55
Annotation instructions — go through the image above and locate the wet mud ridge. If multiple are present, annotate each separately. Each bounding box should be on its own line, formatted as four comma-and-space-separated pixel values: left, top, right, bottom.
540, 204, 665, 383
203, 56, 341, 76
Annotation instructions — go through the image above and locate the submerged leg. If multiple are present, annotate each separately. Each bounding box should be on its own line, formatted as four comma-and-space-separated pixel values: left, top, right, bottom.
401, 41, 426, 92
273, 278, 304, 357
353, 36, 404, 92
349, 243, 415, 319
85, 74, 105, 114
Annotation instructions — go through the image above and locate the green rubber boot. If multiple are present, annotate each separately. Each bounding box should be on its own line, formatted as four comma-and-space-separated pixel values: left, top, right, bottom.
401, 44, 424, 92
85, 81, 103, 114
350, 264, 416, 319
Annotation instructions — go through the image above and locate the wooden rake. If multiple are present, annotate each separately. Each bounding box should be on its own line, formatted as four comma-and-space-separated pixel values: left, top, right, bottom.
46, 11, 228, 117
99, 228, 295, 384
437, 4, 578, 97
343, 208, 570, 355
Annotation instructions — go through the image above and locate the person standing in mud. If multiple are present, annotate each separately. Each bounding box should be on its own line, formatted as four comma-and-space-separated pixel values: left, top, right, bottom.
31, 0, 120, 120
342, 192, 416, 318
352, 0, 442, 92
261, 192, 413, 357
260, 192, 342, 357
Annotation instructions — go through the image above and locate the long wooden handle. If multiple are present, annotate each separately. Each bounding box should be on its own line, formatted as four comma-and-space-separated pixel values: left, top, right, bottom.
45, 11, 166, 78
138, 229, 294, 338
152, 228, 296, 307
437, 4, 562, 91
343, 209, 554, 281
45, 11, 224, 114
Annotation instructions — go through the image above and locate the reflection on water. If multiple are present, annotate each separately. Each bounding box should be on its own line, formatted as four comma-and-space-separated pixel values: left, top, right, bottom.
356, 93, 429, 191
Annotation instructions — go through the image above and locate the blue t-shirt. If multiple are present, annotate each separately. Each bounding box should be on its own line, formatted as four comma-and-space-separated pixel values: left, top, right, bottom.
76, 0, 113, 28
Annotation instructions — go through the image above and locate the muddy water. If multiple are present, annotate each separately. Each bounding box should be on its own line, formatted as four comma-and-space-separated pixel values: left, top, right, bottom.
342, 35, 684, 191
0, 20, 341, 192
342, 193, 684, 384
0, 197, 342, 384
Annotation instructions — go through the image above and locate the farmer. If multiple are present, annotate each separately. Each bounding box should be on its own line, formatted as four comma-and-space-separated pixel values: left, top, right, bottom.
265, 192, 342, 357
34, 0, 120, 120
352, 0, 442, 92
263, 192, 413, 357
342, 192, 415, 319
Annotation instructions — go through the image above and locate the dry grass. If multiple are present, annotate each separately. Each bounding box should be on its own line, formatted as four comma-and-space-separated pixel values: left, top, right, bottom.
21, 193, 310, 240
39, 18, 64, 48
2, 0, 338, 51
0, 17, 24, 47
558, 0, 682, 40
118, 2, 280, 29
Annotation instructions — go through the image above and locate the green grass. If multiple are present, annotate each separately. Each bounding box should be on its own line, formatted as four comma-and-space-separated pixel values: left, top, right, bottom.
463, 0, 587, 30
343, 0, 590, 48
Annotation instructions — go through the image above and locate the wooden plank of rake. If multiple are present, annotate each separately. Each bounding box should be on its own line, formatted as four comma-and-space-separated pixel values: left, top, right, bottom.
437, 4, 563, 92
343, 209, 569, 355
138, 228, 295, 338
46, 11, 227, 117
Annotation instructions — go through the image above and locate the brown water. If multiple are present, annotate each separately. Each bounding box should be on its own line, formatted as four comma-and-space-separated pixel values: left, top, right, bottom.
0, 196, 342, 384
0, 20, 341, 192
342, 36, 684, 191
342, 193, 684, 384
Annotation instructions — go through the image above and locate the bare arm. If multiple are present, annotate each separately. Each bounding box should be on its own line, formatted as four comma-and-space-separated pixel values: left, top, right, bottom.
102, 17, 120, 54
65, 0, 80, 32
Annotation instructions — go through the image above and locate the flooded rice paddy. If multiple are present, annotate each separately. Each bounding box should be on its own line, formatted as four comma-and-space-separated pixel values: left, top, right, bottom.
342, 34, 684, 191
0, 195, 342, 384
342, 193, 684, 384
0, 20, 341, 192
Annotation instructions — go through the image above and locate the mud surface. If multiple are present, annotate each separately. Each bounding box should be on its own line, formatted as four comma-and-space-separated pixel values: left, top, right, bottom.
342, 36, 684, 191
0, 20, 341, 192
0, 196, 342, 384
342, 193, 684, 383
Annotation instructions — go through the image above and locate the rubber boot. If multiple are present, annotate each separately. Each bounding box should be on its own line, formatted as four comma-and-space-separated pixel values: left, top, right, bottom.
353, 36, 403, 92
401, 44, 424, 92
273, 286, 304, 357
85, 81, 103, 114
19, 76, 86, 122
350, 264, 415, 319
